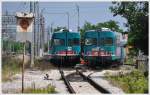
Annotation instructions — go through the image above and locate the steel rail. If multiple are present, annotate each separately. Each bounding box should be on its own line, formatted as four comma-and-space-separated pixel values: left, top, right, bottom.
76, 69, 110, 94
59, 68, 76, 93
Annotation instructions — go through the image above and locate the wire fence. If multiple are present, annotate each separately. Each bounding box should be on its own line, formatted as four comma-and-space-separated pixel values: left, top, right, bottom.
124, 50, 148, 73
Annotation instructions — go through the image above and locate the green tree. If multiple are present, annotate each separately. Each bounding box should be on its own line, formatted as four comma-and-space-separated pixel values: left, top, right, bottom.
110, 2, 148, 55
96, 20, 123, 32
79, 20, 123, 53
13, 42, 24, 53
80, 20, 123, 40
2, 40, 24, 53
80, 21, 95, 40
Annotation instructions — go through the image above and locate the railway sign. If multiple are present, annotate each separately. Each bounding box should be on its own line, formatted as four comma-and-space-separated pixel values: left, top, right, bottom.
19, 18, 30, 32
16, 12, 34, 93
16, 12, 34, 42
16, 12, 34, 33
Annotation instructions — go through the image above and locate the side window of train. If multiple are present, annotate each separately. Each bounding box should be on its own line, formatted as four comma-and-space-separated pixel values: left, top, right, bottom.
85, 38, 97, 45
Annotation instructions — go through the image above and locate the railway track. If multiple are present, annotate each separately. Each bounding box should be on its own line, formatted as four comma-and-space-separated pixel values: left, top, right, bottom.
59, 67, 110, 94
59, 68, 75, 93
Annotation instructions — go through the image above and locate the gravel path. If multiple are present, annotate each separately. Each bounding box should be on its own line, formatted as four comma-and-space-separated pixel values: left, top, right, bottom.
2, 69, 68, 93
2, 65, 131, 94
70, 82, 100, 93
82, 69, 128, 94
63, 69, 101, 93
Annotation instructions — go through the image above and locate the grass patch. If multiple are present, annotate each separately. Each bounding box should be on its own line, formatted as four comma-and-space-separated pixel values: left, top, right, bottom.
2, 55, 22, 82
2, 55, 55, 81
105, 69, 148, 93
125, 57, 136, 65
24, 85, 57, 93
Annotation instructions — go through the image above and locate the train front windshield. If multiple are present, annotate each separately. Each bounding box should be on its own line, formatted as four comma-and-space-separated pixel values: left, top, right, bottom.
85, 38, 97, 45
53, 39, 65, 46
100, 37, 113, 46
68, 38, 80, 46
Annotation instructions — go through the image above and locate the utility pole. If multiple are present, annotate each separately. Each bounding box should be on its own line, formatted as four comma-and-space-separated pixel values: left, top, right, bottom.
51, 22, 54, 34
47, 22, 53, 54
30, 2, 33, 12
76, 4, 80, 32
39, 12, 45, 57
48, 22, 53, 53
66, 12, 69, 30
42, 15, 45, 57
50, 22, 54, 49
47, 26, 49, 53
33, 2, 39, 57
40, 8, 45, 57
30, 2, 34, 67
36, 2, 40, 57
22, 42, 25, 93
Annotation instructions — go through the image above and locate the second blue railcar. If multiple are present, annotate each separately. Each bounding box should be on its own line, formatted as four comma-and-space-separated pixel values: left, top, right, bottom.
83, 28, 126, 66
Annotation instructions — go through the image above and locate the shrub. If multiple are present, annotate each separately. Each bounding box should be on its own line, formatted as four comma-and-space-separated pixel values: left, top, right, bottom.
2, 55, 22, 82
106, 70, 148, 93
24, 85, 57, 93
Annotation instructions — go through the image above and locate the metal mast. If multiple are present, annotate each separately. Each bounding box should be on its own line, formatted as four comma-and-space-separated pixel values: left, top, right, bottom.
76, 4, 80, 31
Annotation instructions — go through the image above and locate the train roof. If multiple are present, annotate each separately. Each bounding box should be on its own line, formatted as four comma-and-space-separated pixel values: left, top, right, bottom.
52, 31, 80, 39
85, 29, 124, 34
53, 30, 79, 33
85, 28, 114, 33
85, 30, 114, 33
53, 29, 79, 33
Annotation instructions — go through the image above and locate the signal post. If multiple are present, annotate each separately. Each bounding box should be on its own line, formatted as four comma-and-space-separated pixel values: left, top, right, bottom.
16, 12, 34, 93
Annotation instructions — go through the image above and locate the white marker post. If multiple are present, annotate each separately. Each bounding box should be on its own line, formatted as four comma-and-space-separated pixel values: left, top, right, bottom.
16, 12, 34, 93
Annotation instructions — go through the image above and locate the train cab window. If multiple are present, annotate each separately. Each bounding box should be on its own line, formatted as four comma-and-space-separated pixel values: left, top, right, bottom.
68, 38, 80, 46
103, 37, 113, 46
85, 38, 97, 45
53, 39, 65, 46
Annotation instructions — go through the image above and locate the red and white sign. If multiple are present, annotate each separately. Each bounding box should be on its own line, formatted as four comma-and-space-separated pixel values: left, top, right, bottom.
16, 12, 34, 32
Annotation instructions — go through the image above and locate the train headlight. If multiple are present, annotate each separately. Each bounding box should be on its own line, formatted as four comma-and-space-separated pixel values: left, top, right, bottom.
67, 47, 72, 51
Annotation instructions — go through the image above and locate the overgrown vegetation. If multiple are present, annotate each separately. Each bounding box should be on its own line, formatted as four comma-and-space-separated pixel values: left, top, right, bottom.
24, 85, 57, 93
125, 56, 135, 65
2, 55, 22, 82
2, 40, 31, 54
2, 54, 31, 82
110, 2, 148, 55
105, 69, 148, 93
2, 55, 55, 82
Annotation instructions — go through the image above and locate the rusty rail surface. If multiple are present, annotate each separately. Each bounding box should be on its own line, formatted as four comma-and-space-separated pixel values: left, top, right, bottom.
76, 69, 110, 94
